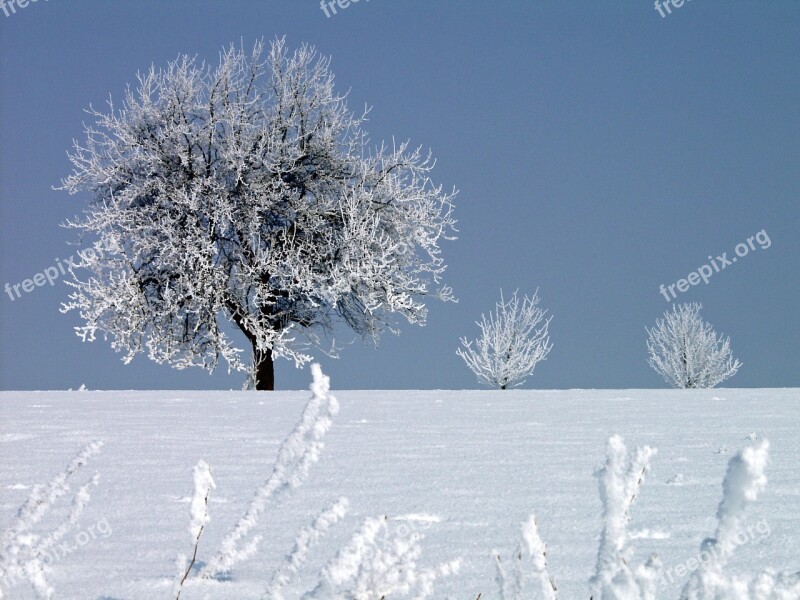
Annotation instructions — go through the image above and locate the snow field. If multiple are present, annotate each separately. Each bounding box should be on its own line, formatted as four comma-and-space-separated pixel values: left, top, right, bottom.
1, 386, 799, 598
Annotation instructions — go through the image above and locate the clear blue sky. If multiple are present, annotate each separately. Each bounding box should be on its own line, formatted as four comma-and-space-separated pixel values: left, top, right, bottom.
1, 0, 798, 390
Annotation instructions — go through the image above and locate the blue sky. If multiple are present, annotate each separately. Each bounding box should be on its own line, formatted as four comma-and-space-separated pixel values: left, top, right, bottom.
1, 0, 798, 390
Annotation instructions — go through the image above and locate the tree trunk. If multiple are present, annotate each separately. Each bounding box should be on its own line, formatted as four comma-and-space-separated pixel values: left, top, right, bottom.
253, 347, 275, 391
226, 299, 276, 391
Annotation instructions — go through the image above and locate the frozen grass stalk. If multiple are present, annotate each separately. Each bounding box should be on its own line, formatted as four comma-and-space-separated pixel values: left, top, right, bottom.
590, 435, 657, 599
179, 365, 457, 597
265, 497, 350, 599
503, 435, 798, 600
175, 460, 215, 599
682, 440, 800, 599
201, 363, 339, 579
495, 515, 557, 600
306, 515, 460, 599
0, 441, 102, 600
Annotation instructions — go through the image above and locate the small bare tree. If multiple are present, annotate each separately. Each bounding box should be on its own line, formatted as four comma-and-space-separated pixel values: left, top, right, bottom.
646, 302, 741, 389
457, 290, 553, 389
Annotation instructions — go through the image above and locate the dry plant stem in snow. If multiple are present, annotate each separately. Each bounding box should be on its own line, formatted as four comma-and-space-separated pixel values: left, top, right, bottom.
199, 363, 339, 579
590, 435, 659, 599
506, 436, 798, 599
681, 441, 769, 597
174, 365, 457, 599
174, 460, 216, 600
304, 515, 461, 600
681, 440, 800, 599
0, 441, 103, 600
263, 494, 458, 599
264, 497, 350, 600
495, 515, 557, 600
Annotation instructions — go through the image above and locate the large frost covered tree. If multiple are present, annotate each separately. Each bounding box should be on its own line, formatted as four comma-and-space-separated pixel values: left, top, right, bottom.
59, 39, 456, 390
646, 302, 741, 389
457, 290, 553, 389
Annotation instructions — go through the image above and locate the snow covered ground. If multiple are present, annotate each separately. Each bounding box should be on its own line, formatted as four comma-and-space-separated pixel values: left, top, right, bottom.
1, 383, 799, 599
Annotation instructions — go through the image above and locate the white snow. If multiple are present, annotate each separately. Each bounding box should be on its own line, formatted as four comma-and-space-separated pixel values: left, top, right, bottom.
1, 387, 799, 599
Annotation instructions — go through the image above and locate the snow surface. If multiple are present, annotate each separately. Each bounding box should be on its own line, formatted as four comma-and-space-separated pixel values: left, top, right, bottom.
1, 388, 799, 599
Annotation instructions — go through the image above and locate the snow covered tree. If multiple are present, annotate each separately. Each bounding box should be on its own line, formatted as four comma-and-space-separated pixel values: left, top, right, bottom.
646, 302, 741, 389
457, 290, 553, 389
59, 39, 456, 390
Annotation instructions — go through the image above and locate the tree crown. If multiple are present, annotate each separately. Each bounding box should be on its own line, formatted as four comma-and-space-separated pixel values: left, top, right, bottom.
60, 39, 457, 385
